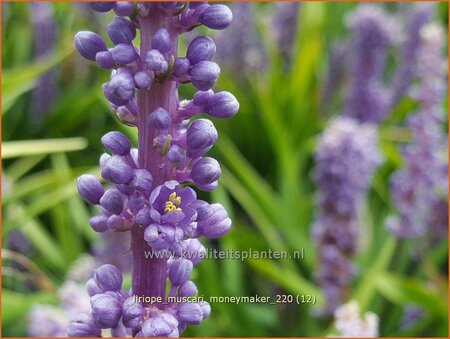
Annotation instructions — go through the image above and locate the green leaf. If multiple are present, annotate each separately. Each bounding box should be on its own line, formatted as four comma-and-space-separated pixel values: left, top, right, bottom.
2, 137, 88, 158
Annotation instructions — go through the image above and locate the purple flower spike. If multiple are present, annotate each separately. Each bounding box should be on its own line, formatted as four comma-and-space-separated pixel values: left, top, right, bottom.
122, 297, 145, 328
186, 36, 216, 65
145, 49, 168, 73
200, 4, 233, 30
68, 314, 102, 337
77, 174, 104, 204
148, 107, 171, 130
191, 157, 221, 188
189, 61, 220, 91
178, 280, 198, 297
168, 258, 193, 286
198, 203, 231, 238
134, 70, 153, 89
101, 131, 131, 156
89, 215, 109, 233
100, 189, 124, 215
91, 292, 123, 329
90, 2, 116, 13
152, 28, 171, 53
96, 50, 115, 69
114, 2, 135, 17
177, 303, 203, 325
94, 264, 123, 292
75, 31, 107, 61
206, 91, 239, 118
173, 57, 190, 77
108, 17, 137, 45
103, 69, 135, 106
187, 118, 218, 150
141, 313, 179, 337
111, 43, 137, 64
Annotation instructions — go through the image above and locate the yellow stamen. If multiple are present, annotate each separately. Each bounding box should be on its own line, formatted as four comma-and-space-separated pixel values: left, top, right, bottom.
164, 192, 183, 213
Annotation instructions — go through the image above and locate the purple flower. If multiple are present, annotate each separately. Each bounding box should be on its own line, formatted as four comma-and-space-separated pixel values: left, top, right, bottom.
101, 131, 131, 156
108, 17, 136, 45
77, 174, 104, 205
186, 36, 216, 64
68, 313, 102, 337
75, 31, 107, 61
91, 292, 123, 329
141, 313, 179, 337
152, 28, 171, 53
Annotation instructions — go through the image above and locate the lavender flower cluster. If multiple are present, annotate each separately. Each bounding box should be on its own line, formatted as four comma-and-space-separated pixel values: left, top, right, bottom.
387, 22, 448, 239
313, 117, 381, 315
72, 2, 238, 337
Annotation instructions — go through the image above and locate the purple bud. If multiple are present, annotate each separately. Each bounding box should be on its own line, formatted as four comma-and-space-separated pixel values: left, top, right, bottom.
89, 215, 109, 233
86, 278, 103, 297
191, 157, 221, 186
145, 49, 168, 73
193, 90, 214, 107
77, 174, 104, 204
167, 144, 186, 163
148, 107, 171, 129
100, 152, 111, 167
107, 215, 124, 230
96, 50, 115, 69
122, 297, 144, 328
103, 70, 135, 106
178, 280, 198, 297
102, 155, 134, 184
191, 200, 213, 222
186, 36, 216, 65
187, 118, 218, 149
198, 203, 231, 238
111, 44, 137, 64
129, 192, 146, 211
75, 31, 107, 61
108, 17, 136, 45
131, 169, 153, 192
189, 61, 220, 91
91, 292, 123, 329
141, 313, 179, 337
136, 208, 152, 227
101, 131, 131, 156
100, 189, 124, 215
173, 57, 190, 77
152, 28, 171, 53
181, 239, 206, 265
144, 224, 159, 242
169, 258, 193, 286
68, 314, 101, 337
199, 301, 211, 319
206, 91, 239, 118
177, 303, 203, 325
134, 70, 153, 89
200, 4, 233, 30
114, 2, 135, 17
90, 2, 116, 12
95, 264, 123, 292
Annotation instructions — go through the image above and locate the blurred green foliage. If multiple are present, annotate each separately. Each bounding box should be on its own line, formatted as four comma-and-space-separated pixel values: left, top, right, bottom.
2, 2, 448, 337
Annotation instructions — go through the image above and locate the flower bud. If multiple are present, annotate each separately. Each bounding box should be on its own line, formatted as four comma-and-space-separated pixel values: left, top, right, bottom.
108, 17, 136, 45
144, 224, 159, 242
189, 61, 220, 91
111, 44, 137, 64
181, 238, 206, 265
200, 4, 233, 30
198, 203, 231, 238
145, 49, 168, 73
107, 215, 125, 230
186, 36, 216, 65
100, 189, 124, 215
68, 314, 101, 337
75, 31, 107, 61
134, 70, 153, 89
96, 50, 115, 69
177, 303, 203, 325
136, 208, 152, 227
148, 107, 171, 130
167, 145, 186, 163
152, 28, 171, 53
89, 215, 109, 233
131, 169, 153, 192
168, 258, 193, 286
91, 292, 123, 329
178, 280, 198, 297
199, 301, 211, 319
86, 278, 103, 297
187, 119, 218, 150
77, 174, 104, 204
193, 90, 214, 107
102, 155, 134, 184
173, 57, 190, 77
122, 297, 144, 328
141, 313, 179, 337
95, 264, 123, 292
206, 91, 239, 118
103, 69, 135, 106
114, 2, 135, 16
191, 157, 221, 186
101, 131, 131, 156
90, 2, 116, 12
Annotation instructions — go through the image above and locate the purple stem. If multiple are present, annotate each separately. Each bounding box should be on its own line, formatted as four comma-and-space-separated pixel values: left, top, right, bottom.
132, 5, 178, 306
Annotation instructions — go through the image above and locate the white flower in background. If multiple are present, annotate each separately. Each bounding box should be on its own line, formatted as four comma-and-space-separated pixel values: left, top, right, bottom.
330, 300, 379, 337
